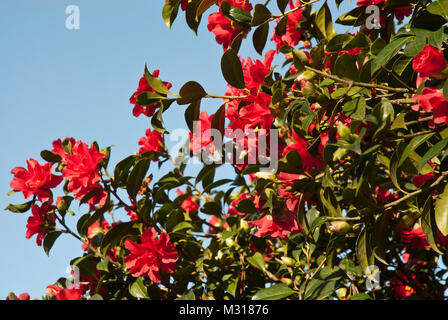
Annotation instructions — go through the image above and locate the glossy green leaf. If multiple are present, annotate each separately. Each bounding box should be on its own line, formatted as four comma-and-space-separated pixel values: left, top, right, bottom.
435, 184, 448, 236
221, 48, 245, 89
127, 158, 151, 200
371, 36, 411, 75
40, 150, 62, 163
43, 231, 62, 257
177, 81, 207, 105
252, 23, 269, 55
252, 283, 295, 300
251, 4, 272, 26
144, 64, 173, 95
246, 252, 266, 271
130, 277, 149, 299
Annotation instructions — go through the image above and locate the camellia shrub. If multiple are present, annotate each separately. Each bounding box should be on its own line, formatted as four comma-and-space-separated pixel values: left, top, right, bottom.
6, 0, 448, 300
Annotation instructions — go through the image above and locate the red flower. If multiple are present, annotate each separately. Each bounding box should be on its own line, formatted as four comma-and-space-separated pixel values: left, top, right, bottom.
271, 0, 303, 51
207, 0, 253, 50
138, 128, 164, 156
282, 130, 325, 173
52, 137, 76, 161
26, 203, 56, 246
124, 227, 178, 283
400, 226, 430, 250
390, 270, 421, 299
129, 70, 172, 117
10, 159, 63, 202
375, 186, 399, 203
413, 45, 447, 78
278, 172, 305, 212
176, 189, 199, 213
413, 173, 435, 188
190, 111, 215, 155
229, 92, 274, 131
63, 141, 105, 191
46, 285, 84, 300
413, 87, 448, 125
249, 211, 302, 240
242, 50, 276, 91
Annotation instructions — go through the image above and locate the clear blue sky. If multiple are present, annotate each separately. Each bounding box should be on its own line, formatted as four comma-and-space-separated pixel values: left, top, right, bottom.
0, 0, 354, 299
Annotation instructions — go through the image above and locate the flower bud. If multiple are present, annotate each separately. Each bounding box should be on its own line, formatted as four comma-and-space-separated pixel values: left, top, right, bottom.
328, 221, 351, 234
281, 256, 296, 267
337, 288, 347, 300
281, 278, 293, 286
225, 238, 236, 248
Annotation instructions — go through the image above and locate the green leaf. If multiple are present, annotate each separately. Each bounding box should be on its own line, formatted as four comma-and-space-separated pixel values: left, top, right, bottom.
277, 0, 288, 13
251, 4, 272, 26
315, 2, 334, 40
144, 64, 172, 95
136, 91, 167, 105
96, 258, 110, 272
334, 53, 359, 81
210, 103, 226, 149
418, 137, 448, 172
304, 278, 337, 300
100, 221, 134, 254
421, 195, 444, 254
371, 36, 411, 75
427, 0, 448, 21
162, 0, 181, 29
186, 1, 201, 35
129, 277, 149, 299
196, 0, 218, 17
398, 133, 434, 168
292, 49, 309, 74
43, 231, 62, 257
172, 221, 193, 233
326, 34, 352, 52
177, 81, 207, 105
252, 23, 269, 55
221, 48, 245, 89
252, 283, 295, 300
229, 7, 252, 23
356, 227, 374, 275
5, 200, 34, 213
246, 252, 266, 271
349, 293, 372, 300
114, 155, 136, 188
127, 158, 151, 200
177, 290, 196, 300
235, 198, 257, 214
184, 100, 201, 132
40, 150, 62, 163
435, 184, 448, 236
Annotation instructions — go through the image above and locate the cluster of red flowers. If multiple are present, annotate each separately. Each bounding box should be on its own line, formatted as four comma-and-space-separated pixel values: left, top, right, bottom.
207, 0, 253, 50
412, 45, 448, 126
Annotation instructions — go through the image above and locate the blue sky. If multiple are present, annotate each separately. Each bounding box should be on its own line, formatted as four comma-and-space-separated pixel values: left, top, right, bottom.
0, 0, 355, 299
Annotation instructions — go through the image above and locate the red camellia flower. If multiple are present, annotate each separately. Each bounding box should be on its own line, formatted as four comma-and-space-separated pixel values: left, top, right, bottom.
356, 0, 385, 6
46, 285, 84, 300
282, 130, 325, 173
52, 137, 76, 161
390, 270, 422, 299
271, 0, 303, 51
242, 50, 276, 91
207, 0, 253, 50
413, 87, 448, 125
413, 45, 447, 78
400, 225, 431, 250
138, 128, 164, 156
190, 111, 215, 155
63, 141, 105, 190
249, 211, 302, 240
129, 70, 173, 118
10, 159, 63, 202
124, 227, 178, 283
176, 189, 199, 213
26, 203, 56, 246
